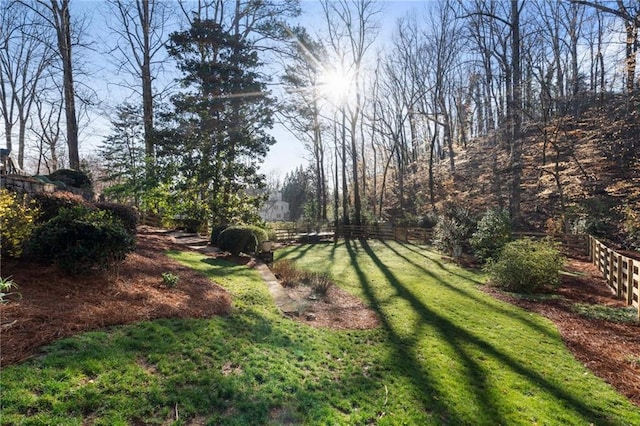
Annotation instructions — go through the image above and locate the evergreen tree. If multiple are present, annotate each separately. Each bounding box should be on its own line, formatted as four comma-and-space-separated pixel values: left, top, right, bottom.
282, 166, 313, 221
163, 18, 275, 224
99, 103, 146, 207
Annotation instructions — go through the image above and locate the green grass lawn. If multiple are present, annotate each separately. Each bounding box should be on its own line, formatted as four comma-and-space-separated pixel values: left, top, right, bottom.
2, 240, 639, 425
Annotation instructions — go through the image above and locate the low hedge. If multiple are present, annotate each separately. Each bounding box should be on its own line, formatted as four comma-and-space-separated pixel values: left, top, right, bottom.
218, 225, 269, 256
96, 202, 138, 235
28, 206, 136, 275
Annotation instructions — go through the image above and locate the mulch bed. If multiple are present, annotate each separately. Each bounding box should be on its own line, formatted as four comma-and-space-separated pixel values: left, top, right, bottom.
0, 229, 232, 366
1, 230, 639, 408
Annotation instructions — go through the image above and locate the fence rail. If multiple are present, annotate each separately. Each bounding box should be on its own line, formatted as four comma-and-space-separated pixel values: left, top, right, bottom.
589, 236, 640, 319
269, 222, 433, 244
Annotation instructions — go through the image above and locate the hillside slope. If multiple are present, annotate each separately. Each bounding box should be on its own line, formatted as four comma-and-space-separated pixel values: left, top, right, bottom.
435, 96, 640, 243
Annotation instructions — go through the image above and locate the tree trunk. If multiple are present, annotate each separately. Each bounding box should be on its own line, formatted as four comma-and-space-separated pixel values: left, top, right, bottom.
509, 0, 523, 223
140, 0, 155, 162
52, 0, 80, 170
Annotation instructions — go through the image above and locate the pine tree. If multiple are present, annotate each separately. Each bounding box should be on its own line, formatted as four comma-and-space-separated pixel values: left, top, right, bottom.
164, 19, 275, 224
99, 103, 146, 207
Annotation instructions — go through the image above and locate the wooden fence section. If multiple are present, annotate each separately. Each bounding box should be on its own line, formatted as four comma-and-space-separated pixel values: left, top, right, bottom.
589, 236, 640, 319
335, 224, 432, 244
269, 222, 433, 244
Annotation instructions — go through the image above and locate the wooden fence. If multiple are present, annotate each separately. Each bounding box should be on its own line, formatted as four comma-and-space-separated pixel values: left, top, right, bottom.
334, 224, 432, 244
589, 236, 640, 319
268, 222, 433, 244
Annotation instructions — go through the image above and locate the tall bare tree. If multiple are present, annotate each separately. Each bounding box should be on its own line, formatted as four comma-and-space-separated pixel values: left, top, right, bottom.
0, 2, 54, 169
573, 0, 640, 94
320, 0, 381, 226
107, 0, 172, 164
18, 0, 81, 170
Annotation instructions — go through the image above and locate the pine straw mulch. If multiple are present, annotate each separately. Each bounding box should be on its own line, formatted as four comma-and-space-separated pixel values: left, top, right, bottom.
279, 283, 380, 330
0, 229, 232, 366
483, 257, 640, 406
1, 231, 640, 407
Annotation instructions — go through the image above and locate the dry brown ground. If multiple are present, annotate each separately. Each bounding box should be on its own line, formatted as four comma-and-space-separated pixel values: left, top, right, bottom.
1, 229, 639, 407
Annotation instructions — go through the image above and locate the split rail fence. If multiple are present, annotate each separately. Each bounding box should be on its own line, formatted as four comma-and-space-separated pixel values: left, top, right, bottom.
589, 236, 640, 319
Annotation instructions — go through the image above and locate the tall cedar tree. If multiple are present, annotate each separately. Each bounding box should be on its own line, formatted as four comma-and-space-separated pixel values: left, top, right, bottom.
99, 103, 146, 207
165, 19, 275, 224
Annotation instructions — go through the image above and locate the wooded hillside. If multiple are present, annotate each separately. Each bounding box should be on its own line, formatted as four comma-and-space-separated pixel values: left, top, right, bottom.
428, 94, 639, 242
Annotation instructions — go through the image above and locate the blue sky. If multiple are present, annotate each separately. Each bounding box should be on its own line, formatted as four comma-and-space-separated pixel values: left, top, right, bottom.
260, 0, 424, 180
67, 1, 424, 178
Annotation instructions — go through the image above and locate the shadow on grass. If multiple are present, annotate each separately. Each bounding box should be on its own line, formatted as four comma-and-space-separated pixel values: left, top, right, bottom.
379, 240, 556, 338
345, 238, 614, 425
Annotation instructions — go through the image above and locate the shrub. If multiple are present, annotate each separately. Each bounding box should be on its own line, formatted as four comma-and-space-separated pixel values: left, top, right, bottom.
47, 169, 93, 190
28, 206, 136, 275
310, 271, 333, 296
621, 203, 640, 251
433, 202, 477, 256
161, 272, 179, 288
96, 202, 138, 235
219, 225, 261, 256
485, 238, 564, 293
210, 223, 229, 246
31, 191, 92, 224
470, 209, 512, 262
419, 212, 439, 229
246, 225, 269, 245
271, 259, 302, 288
0, 189, 40, 258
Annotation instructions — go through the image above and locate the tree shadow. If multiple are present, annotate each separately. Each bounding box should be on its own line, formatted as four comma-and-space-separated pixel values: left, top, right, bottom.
379, 240, 555, 338
345, 238, 615, 424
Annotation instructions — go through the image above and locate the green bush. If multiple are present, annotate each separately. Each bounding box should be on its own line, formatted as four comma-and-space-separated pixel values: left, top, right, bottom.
0, 189, 40, 258
96, 202, 138, 235
621, 203, 640, 251
470, 208, 512, 262
28, 206, 136, 275
210, 223, 229, 246
218, 226, 257, 256
433, 202, 477, 256
47, 169, 93, 190
485, 238, 564, 293
31, 192, 92, 224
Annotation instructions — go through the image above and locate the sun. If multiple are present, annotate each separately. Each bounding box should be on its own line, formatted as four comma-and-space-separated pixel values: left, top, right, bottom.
318, 66, 352, 105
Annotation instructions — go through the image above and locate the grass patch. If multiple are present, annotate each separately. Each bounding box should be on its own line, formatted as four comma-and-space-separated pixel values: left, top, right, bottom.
572, 303, 638, 323
2, 241, 640, 424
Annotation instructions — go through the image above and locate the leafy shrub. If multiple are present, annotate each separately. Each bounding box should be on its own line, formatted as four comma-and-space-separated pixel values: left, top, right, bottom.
210, 223, 229, 246
485, 238, 564, 293
28, 206, 136, 275
161, 272, 179, 288
419, 212, 439, 229
470, 209, 512, 262
218, 225, 262, 256
246, 225, 269, 245
47, 169, 93, 190
0, 189, 40, 258
31, 191, 92, 224
433, 202, 477, 256
96, 202, 138, 235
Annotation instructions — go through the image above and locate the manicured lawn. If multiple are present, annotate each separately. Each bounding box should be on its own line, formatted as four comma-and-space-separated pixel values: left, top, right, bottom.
2, 240, 639, 425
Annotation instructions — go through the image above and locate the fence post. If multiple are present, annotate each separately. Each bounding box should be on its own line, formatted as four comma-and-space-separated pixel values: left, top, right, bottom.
627, 258, 634, 306
616, 254, 623, 298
